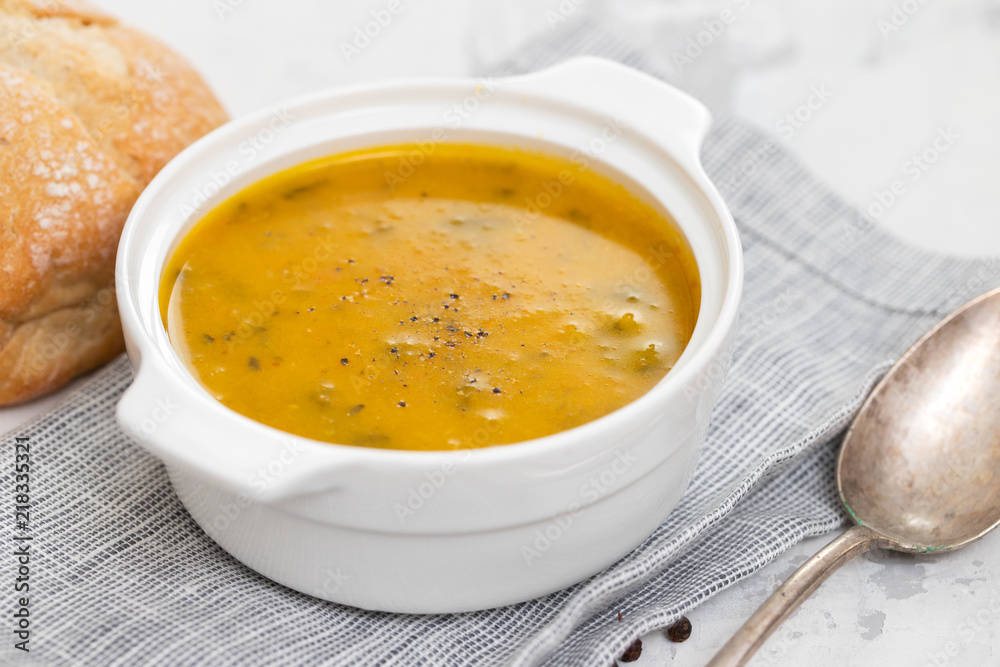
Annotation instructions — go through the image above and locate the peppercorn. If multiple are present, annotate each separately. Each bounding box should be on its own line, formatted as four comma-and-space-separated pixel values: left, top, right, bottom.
665, 616, 692, 643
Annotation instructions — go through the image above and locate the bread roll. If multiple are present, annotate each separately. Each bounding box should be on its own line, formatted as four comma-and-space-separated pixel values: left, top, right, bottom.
0, 0, 228, 405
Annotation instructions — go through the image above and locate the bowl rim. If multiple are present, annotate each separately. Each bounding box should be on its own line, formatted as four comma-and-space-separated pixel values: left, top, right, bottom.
116, 57, 744, 474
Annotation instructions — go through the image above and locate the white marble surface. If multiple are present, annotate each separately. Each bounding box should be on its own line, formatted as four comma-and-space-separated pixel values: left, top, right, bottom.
4, 1, 999, 664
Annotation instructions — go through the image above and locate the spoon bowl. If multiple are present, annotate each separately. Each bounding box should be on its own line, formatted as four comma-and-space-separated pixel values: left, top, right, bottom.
710, 286, 1000, 666
839, 285, 1000, 552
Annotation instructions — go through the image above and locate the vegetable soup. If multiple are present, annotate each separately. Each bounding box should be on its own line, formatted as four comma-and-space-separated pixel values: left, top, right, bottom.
160, 144, 700, 450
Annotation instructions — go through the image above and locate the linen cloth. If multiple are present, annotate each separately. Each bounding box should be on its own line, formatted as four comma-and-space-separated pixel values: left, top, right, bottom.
3, 19, 999, 667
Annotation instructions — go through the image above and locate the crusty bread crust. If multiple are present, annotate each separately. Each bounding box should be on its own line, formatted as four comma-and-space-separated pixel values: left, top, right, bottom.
0, 0, 228, 404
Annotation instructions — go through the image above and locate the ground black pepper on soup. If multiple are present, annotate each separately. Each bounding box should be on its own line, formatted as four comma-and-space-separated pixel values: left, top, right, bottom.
159, 143, 700, 450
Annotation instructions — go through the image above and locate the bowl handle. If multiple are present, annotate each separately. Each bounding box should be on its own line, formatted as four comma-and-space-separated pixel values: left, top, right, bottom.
116, 358, 352, 503
508, 56, 712, 177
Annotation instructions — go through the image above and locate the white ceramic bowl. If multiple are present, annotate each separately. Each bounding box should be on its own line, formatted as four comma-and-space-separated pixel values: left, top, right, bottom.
115, 57, 742, 614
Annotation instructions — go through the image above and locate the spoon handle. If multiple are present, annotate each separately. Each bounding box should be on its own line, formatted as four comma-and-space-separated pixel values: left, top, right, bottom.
707, 524, 887, 667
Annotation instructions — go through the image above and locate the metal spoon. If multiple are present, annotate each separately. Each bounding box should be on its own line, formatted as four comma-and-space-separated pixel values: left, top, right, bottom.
709, 286, 1000, 666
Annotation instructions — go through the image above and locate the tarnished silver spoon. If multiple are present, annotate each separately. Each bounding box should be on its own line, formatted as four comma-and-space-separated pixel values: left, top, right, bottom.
709, 286, 1000, 666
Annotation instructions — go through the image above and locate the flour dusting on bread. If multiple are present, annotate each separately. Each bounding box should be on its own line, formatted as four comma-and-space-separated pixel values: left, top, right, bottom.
0, 1, 227, 404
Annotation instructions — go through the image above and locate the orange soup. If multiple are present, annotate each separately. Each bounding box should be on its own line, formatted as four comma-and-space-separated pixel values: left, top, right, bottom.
160, 144, 700, 450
